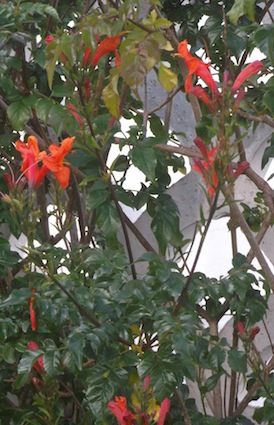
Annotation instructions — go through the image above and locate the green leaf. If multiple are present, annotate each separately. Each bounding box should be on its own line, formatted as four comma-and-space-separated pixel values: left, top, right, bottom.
262, 134, 274, 169
254, 25, 274, 65
20, 2, 60, 21
228, 348, 247, 373
137, 351, 178, 400
66, 332, 85, 371
149, 194, 182, 255
102, 73, 120, 118
18, 349, 43, 374
130, 146, 157, 181
226, 28, 246, 60
0, 288, 31, 308
227, 0, 256, 25
158, 62, 178, 92
7, 101, 31, 130
204, 374, 221, 393
51, 84, 73, 98
96, 202, 120, 235
263, 90, 274, 115
1, 344, 15, 364
149, 115, 168, 142
43, 350, 61, 377
87, 180, 110, 210
46, 43, 63, 90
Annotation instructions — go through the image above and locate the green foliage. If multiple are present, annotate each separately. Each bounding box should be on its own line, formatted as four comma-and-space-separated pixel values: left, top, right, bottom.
0, 0, 273, 423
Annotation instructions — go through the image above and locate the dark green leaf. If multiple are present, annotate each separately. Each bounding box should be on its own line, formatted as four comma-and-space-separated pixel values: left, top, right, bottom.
0, 288, 31, 308
7, 101, 31, 130
254, 24, 274, 65
43, 350, 61, 377
87, 180, 110, 209
130, 146, 157, 181
67, 332, 85, 371
228, 349, 247, 373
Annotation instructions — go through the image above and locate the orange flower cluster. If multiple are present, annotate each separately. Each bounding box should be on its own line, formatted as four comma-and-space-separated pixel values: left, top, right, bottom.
177, 39, 263, 110
45, 33, 123, 68
236, 321, 260, 341
192, 137, 249, 198
15, 136, 74, 189
108, 377, 170, 425
192, 137, 219, 198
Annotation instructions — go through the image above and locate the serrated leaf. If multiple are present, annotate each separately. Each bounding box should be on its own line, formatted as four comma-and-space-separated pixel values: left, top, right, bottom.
158, 62, 178, 92
43, 350, 61, 377
226, 28, 246, 60
96, 202, 120, 235
0, 288, 31, 308
7, 101, 31, 130
2, 344, 15, 364
87, 180, 110, 209
18, 349, 43, 374
130, 146, 157, 181
263, 90, 274, 115
254, 25, 274, 65
149, 194, 182, 255
51, 84, 73, 98
204, 374, 221, 393
228, 348, 247, 373
102, 74, 120, 118
149, 115, 168, 142
67, 332, 85, 371
154, 17, 172, 29
137, 351, 177, 400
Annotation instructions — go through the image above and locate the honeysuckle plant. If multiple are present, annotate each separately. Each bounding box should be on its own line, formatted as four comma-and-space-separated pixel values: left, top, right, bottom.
1, 1, 274, 425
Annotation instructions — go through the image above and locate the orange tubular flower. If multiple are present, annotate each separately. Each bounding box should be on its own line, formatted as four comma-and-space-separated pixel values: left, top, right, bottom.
66, 103, 85, 128
236, 321, 245, 335
108, 396, 136, 425
29, 289, 37, 332
157, 398, 170, 425
91, 34, 122, 67
42, 137, 75, 189
15, 136, 48, 187
27, 341, 44, 374
192, 137, 219, 197
177, 40, 218, 94
232, 60, 263, 92
250, 326, 260, 341
190, 86, 216, 111
83, 47, 92, 67
44, 35, 55, 44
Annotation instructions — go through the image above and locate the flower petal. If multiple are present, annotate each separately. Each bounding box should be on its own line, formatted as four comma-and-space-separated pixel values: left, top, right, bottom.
232, 60, 263, 92
157, 398, 170, 425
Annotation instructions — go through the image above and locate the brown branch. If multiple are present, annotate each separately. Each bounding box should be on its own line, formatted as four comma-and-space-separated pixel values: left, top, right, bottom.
173, 195, 218, 316
175, 388, 192, 425
259, 0, 274, 23
223, 187, 274, 291
233, 354, 274, 416
245, 168, 274, 214
228, 324, 239, 415
108, 181, 137, 279
247, 210, 274, 262
147, 86, 183, 115
122, 212, 158, 254
209, 319, 223, 418
155, 143, 202, 159
236, 110, 274, 129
